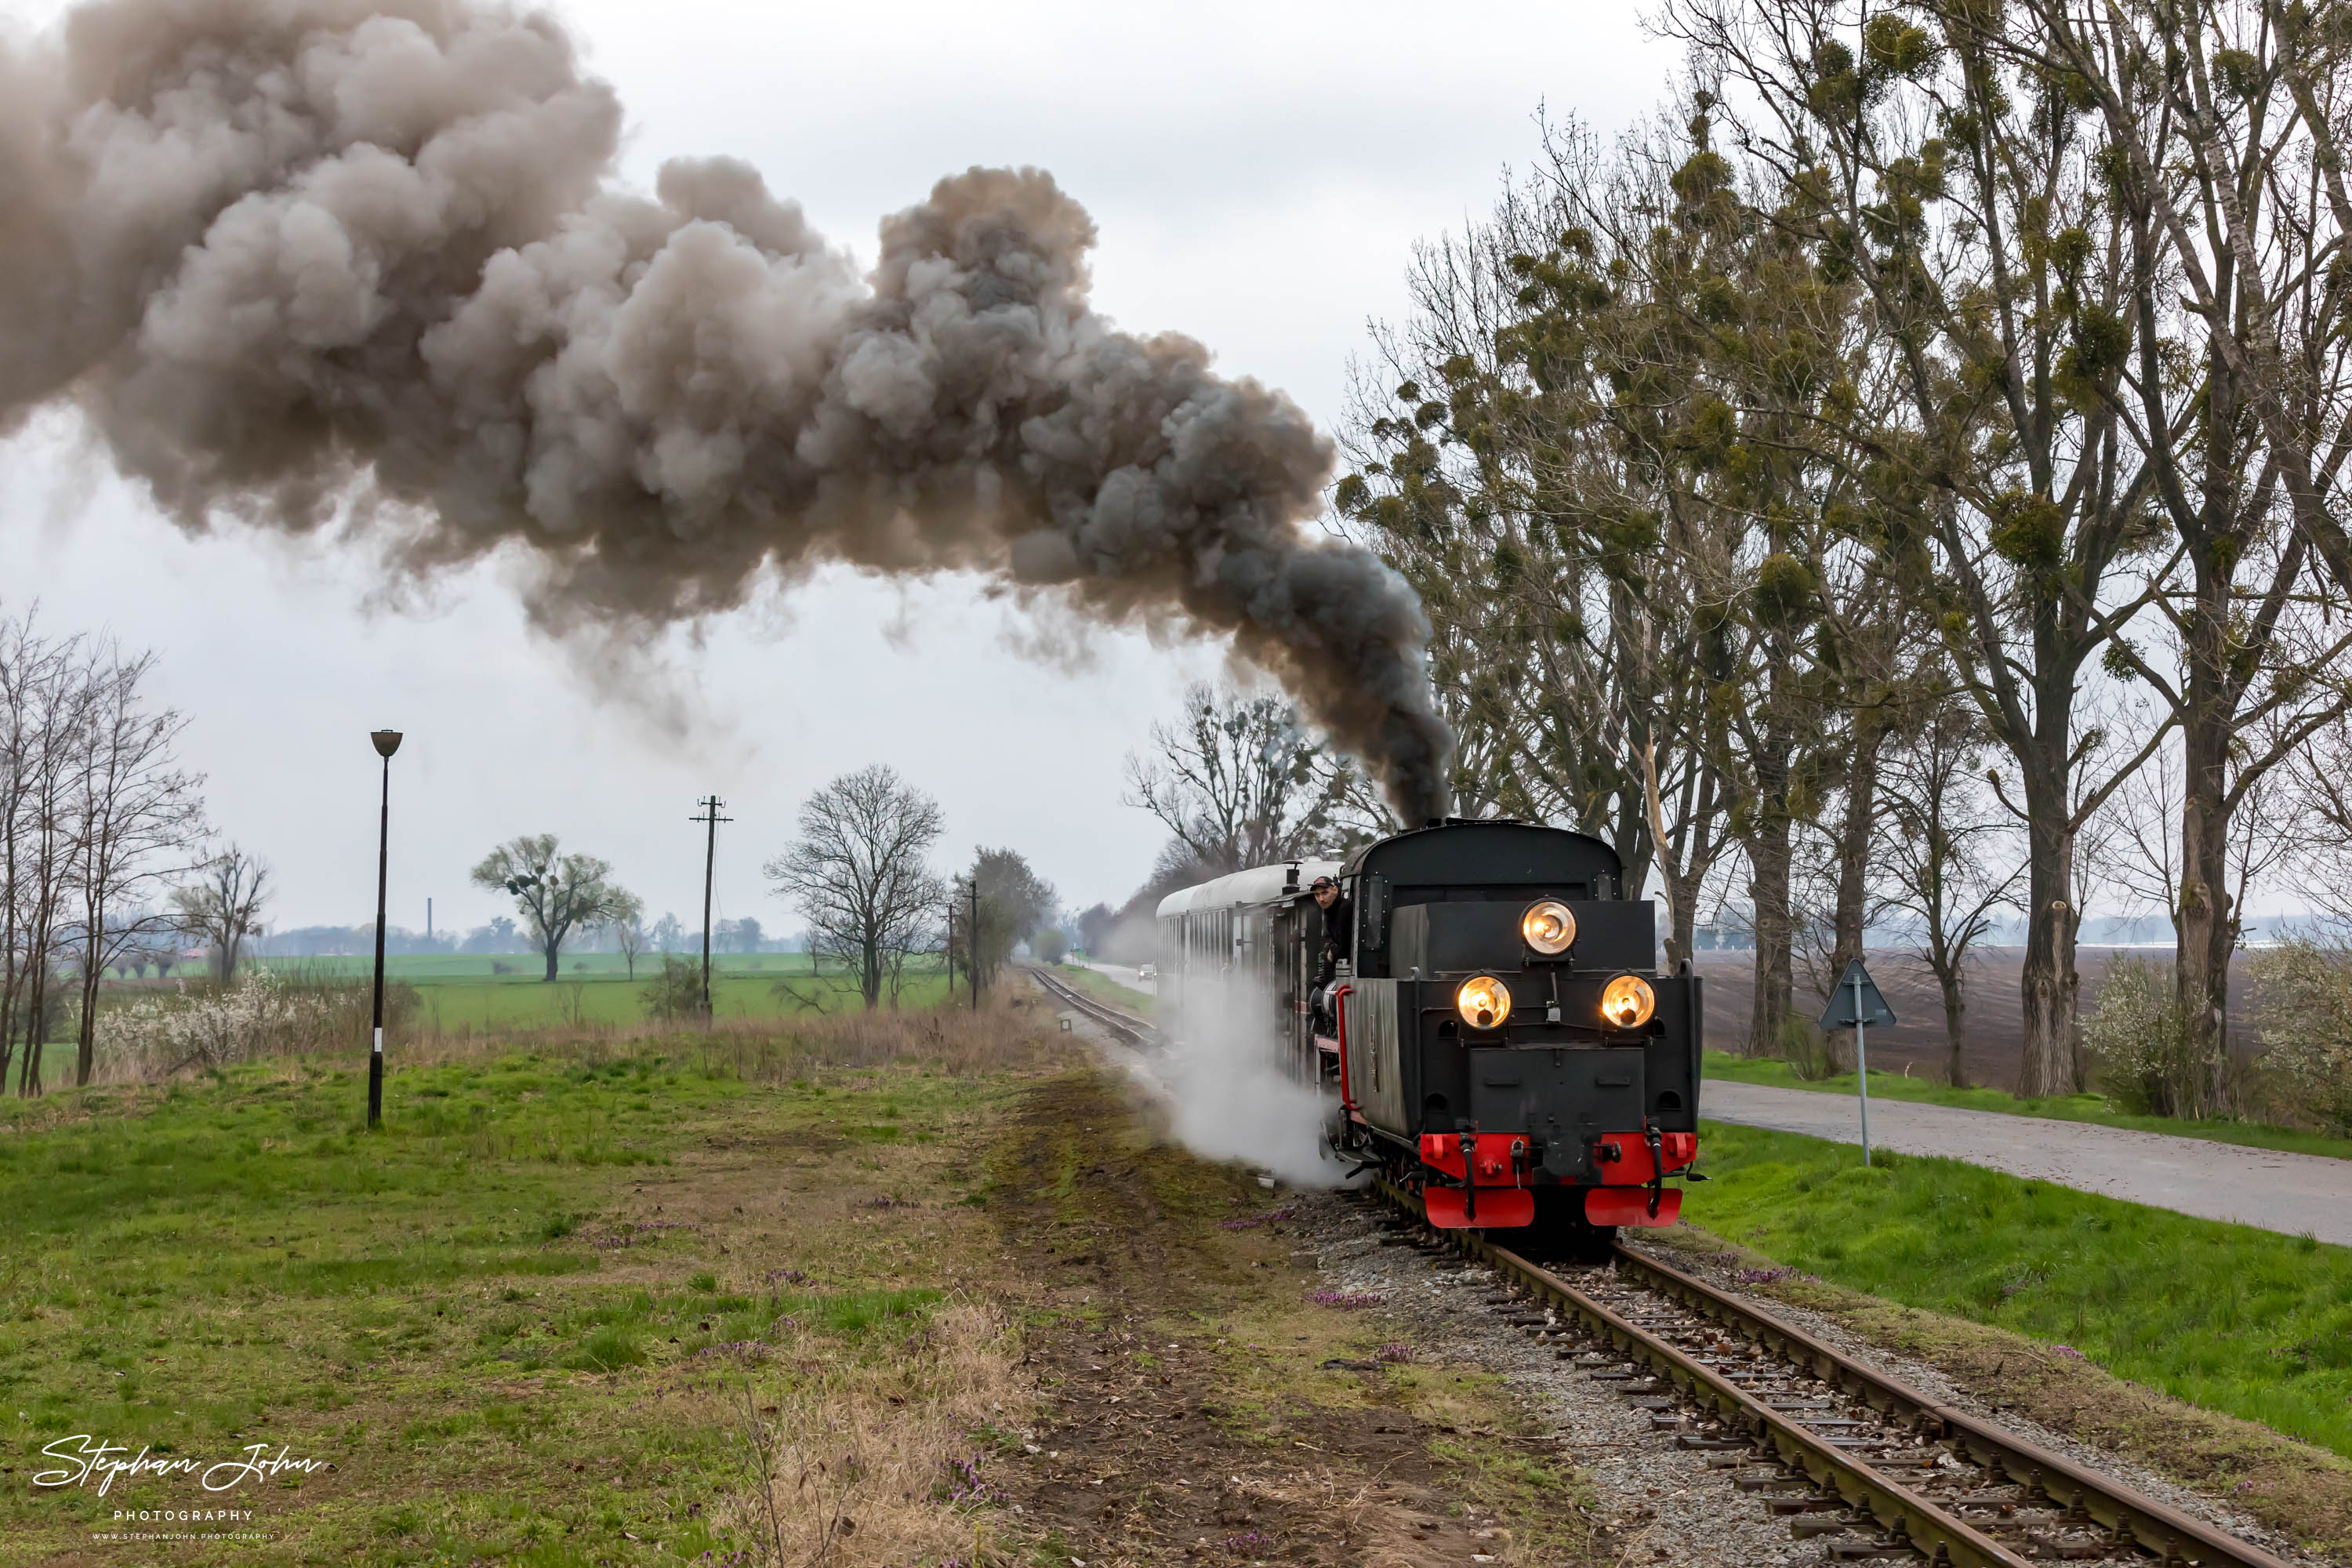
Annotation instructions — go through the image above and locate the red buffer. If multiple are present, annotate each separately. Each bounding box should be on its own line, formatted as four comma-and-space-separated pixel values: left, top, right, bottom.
1419, 1131, 1535, 1229
1417, 1128, 1697, 1229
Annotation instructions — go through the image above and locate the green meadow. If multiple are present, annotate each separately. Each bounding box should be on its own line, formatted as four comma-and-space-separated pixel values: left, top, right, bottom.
1685, 1119, 2352, 1459
0, 1011, 1055, 1566
126, 953, 959, 1034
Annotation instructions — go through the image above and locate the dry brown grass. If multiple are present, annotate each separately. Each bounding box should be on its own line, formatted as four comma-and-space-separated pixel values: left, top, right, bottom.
716, 1301, 1029, 1567
86, 988, 1068, 1098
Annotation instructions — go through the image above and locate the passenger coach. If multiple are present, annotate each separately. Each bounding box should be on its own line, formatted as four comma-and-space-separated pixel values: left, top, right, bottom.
1156, 819, 1703, 1252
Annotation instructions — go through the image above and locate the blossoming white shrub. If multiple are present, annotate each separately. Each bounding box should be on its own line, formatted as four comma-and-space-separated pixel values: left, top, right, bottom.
96, 970, 397, 1080
2081, 955, 2208, 1117
2247, 938, 2352, 1138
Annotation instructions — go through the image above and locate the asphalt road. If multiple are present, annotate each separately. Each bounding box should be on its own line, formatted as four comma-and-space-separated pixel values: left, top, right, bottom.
1076, 959, 1155, 995
1700, 1079, 2352, 1247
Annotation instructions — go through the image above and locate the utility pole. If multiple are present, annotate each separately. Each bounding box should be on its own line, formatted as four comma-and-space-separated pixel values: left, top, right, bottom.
690, 795, 732, 1023
944, 889, 956, 996
969, 869, 982, 1010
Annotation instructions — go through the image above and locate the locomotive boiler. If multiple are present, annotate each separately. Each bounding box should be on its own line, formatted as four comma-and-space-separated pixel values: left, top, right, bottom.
1156, 819, 1702, 1251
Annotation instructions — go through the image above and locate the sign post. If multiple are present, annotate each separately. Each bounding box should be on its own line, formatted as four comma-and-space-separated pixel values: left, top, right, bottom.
1818, 959, 1896, 1166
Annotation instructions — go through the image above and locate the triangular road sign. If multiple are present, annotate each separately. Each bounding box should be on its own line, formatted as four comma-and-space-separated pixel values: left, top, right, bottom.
1818, 958, 1897, 1030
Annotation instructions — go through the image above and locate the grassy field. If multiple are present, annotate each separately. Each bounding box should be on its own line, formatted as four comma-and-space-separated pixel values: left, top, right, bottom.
245, 953, 838, 982
1702, 1048, 2352, 1161
1683, 1120, 2352, 1461
0, 1005, 1067, 1566
93, 955, 958, 1038
0, 1000, 1605, 1566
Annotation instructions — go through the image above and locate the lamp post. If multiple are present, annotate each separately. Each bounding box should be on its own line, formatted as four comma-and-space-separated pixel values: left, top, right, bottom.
368, 728, 402, 1130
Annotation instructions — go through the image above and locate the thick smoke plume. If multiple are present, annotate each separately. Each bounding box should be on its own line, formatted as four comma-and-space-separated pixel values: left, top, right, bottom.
0, 0, 1453, 819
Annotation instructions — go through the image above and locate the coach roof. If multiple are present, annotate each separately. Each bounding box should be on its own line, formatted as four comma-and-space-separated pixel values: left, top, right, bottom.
1155, 859, 1345, 920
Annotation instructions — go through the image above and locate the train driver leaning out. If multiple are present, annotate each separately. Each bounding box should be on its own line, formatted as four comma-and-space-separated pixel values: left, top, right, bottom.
1310, 874, 1352, 1036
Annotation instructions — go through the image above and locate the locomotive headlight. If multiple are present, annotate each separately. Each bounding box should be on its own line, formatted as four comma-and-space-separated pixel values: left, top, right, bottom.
1600, 975, 1656, 1030
1454, 975, 1512, 1030
1521, 899, 1577, 956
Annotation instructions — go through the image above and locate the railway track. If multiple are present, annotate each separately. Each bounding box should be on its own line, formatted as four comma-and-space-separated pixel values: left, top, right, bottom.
1374, 1179, 2294, 1568
1022, 963, 1158, 1051
1022, 970, 2288, 1563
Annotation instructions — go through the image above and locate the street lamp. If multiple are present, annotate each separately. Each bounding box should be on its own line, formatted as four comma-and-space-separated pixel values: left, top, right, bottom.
368, 728, 402, 1130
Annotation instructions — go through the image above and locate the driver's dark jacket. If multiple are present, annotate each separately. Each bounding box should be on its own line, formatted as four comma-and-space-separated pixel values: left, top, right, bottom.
1312, 896, 1353, 988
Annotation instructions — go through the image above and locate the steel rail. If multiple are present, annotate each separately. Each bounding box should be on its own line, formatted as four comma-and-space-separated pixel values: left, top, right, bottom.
1377, 1178, 2290, 1568
1022, 964, 1158, 1051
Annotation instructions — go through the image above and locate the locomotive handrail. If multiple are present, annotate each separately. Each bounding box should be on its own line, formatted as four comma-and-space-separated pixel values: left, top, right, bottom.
1332, 982, 1356, 1115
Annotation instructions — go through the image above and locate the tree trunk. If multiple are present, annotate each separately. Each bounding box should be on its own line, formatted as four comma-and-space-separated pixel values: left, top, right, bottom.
1745, 786, 1795, 1058
1937, 959, 1967, 1089
1828, 713, 1885, 1065
76, 931, 101, 1088
1829, 716, 1884, 979
1658, 859, 1702, 973
1614, 781, 1654, 918
19, 964, 44, 1096
862, 935, 881, 1010
2176, 586, 2234, 1118
2017, 789, 2078, 1097
543, 945, 560, 982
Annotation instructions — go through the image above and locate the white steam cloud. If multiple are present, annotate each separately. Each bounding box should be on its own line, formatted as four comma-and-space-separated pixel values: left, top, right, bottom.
1157, 970, 1345, 1189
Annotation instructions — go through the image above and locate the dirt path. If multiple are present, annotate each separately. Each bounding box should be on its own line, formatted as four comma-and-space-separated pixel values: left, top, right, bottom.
983, 1069, 1596, 1566
1700, 1079, 2352, 1243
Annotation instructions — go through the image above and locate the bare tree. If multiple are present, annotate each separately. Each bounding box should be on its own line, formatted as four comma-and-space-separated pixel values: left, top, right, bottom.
170, 846, 271, 984
67, 644, 205, 1085
1882, 695, 2023, 1087
0, 614, 75, 1092
612, 905, 650, 979
767, 766, 946, 1011
1124, 683, 1377, 875
469, 835, 635, 982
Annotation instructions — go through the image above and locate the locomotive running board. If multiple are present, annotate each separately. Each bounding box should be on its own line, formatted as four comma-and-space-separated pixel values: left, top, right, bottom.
1422, 1186, 1534, 1229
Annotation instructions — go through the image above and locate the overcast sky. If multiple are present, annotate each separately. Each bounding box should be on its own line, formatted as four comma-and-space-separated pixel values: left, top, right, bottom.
0, 0, 1680, 935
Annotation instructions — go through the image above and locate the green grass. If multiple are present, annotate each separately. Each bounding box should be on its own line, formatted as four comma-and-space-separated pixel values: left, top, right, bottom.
1703, 1048, 2352, 1161
0, 1028, 1018, 1564
0, 1047, 753, 1559
405, 970, 956, 1031
241, 952, 862, 983
88, 957, 958, 1036
1053, 964, 1154, 1018
1686, 1120, 2352, 1457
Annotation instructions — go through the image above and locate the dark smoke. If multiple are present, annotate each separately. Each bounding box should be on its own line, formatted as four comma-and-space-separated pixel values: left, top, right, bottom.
0, 0, 1454, 821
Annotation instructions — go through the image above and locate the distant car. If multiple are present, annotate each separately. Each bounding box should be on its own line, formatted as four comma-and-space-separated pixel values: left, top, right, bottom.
1136, 964, 1156, 981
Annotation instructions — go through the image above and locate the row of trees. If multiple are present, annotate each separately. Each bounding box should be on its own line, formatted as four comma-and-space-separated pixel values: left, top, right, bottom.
1331, 0, 2352, 1102
0, 608, 234, 1092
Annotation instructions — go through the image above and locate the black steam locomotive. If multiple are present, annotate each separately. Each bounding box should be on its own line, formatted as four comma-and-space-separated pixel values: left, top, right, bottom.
1156, 819, 1702, 1248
